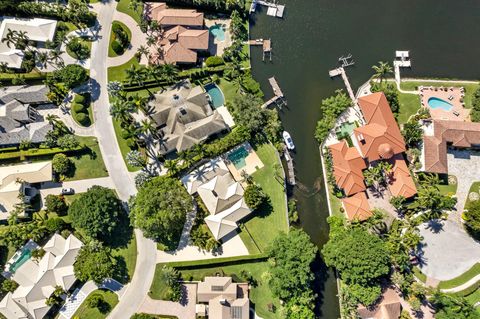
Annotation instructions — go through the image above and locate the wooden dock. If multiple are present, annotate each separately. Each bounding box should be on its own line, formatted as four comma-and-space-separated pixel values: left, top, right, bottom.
261, 77, 286, 108
329, 67, 356, 101
248, 39, 272, 61
250, 0, 285, 18
284, 147, 296, 185
393, 50, 411, 84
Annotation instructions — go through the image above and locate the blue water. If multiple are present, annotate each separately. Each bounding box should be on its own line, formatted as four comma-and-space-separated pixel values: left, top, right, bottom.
205, 83, 225, 108
209, 25, 225, 41
428, 97, 453, 111
10, 249, 32, 272
227, 147, 249, 169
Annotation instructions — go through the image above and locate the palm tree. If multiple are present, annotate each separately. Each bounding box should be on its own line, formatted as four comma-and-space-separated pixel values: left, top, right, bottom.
45, 114, 60, 127
372, 61, 393, 83
146, 65, 162, 84
110, 100, 133, 123
164, 159, 179, 176
137, 45, 150, 61
2, 29, 17, 48
140, 119, 156, 136
0, 62, 8, 73
146, 34, 157, 47
161, 63, 178, 83
36, 51, 49, 69
48, 49, 65, 69
125, 64, 147, 87
128, 0, 141, 13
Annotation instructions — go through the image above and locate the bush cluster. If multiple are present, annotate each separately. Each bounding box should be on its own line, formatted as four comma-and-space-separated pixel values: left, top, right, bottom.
205, 56, 225, 67
111, 22, 130, 55
72, 93, 91, 127
67, 37, 90, 60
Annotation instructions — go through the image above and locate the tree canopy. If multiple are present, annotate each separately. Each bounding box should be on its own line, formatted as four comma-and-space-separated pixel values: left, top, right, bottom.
430, 291, 480, 319
68, 186, 121, 242
244, 183, 267, 210
130, 177, 193, 245
74, 243, 117, 284
464, 199, 480, 236
315, 90, 352, 142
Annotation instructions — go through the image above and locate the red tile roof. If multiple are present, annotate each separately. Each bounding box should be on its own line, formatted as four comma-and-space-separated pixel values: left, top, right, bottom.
149, 3, 204, 27
342, 192, 372, 221
354, 93, 406, 162
424, 120, 480, 174
388, 155, 417, 198
329, 140, 367, 196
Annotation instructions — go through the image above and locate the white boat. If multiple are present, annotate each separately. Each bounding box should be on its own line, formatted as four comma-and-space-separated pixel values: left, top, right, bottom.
283, 131, 295, 150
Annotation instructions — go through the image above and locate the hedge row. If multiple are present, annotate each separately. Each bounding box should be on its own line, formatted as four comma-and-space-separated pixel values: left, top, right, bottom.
165, 253, 268, 270
0, 145, 85, 161
451, 280, 480, 298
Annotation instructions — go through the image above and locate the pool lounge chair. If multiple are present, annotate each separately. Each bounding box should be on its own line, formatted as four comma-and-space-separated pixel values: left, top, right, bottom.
453, 111, 460, 116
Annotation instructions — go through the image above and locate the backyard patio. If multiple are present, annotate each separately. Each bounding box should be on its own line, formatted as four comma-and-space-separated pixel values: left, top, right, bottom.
420, 86, 470, 121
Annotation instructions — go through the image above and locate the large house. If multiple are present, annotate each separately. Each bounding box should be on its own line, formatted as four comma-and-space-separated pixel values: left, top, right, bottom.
146, 2, 209, 64
196, 276, 249, 319
328, 92, 417, 220
182, 158, 251, 240
357, 288, 402, 319
0, 161, 52, 219
149, 80, 228, 155
422, 119, 480, 174
0, 234, 83, 319
0, 17, 57, 69
0, 85, 53, 148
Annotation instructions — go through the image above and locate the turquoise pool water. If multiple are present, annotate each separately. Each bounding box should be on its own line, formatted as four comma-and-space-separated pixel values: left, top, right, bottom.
227, 146, 249, 169
209, 24, 225, 41
10, 249, 32, 272
428, 97, 453, 111
205, 83, 224, 108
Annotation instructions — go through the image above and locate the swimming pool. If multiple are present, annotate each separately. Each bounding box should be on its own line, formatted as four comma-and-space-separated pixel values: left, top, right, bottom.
205, 83, 225, 108
428, 97, 453, 111
209, 24, 225, 41
227, 146, 249, 169
9, 249, 32, 272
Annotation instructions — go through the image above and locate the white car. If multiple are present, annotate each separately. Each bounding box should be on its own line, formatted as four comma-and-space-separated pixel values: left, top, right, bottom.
283, 131, 295, 150
61, 188, 75, 195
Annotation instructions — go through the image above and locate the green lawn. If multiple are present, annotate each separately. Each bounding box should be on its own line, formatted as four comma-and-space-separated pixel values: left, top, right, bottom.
218, 78, 239, 104
465, 288, 480, 307
65, 136, 109, 181
107, 56, 140, 82
397, 91, 421, 124
400, 80, 480, 108
109, 21, 132, 58
437, 176, 458, 196
464, 182, 480, 208
65, 38, 92, 60
239, 144, 288, 254
112, 118, 142, 172
111, 233, 137, 284
178, 261, 282, 319
73, 289, 119, 319
413, 266, 427, 283
116, 0, 144, 24
438, 263, 480, 289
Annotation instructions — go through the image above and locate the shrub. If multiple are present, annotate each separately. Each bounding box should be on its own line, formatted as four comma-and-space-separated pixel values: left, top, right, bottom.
52, 65, 88, 89
45, 217, 67, 233
112, 40, 124, 55
244, 183, 267, 210
205, 56, 225, 67
1, 279, 18, 293
72, 102, 86, 113
86, 293, 104, 308
76, 113, 90, 126
45, 194, 68, 216
67, 37, 90, 60
52, 153, 71, 175
57, 135, 80, 149
74, 94, 86, 104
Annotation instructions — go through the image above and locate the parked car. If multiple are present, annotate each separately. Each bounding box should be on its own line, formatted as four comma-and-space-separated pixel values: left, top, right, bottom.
61, 188, 75, 195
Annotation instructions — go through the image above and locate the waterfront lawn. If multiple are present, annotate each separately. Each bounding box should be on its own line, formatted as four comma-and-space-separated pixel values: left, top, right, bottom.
73, 289, 118, 319
238, 144, 288, 254
107, 56, 140, 82
328, 186, 344, 217
178, 261, 282, 319
400, 81, 480, 108
397, 91, 421, 124
65, 137, 109, 181
218, 78, 238, 104
116, 0, 144, 24
438, 263, 480, 289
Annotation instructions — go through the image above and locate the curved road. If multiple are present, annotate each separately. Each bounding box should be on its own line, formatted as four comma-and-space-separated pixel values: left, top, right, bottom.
89, 2, 157, 318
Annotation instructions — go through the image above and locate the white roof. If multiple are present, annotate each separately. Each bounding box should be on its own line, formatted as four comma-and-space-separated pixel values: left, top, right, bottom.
0, 17, 57, 68
0, 234, 83, 319
395, 50, 409, 58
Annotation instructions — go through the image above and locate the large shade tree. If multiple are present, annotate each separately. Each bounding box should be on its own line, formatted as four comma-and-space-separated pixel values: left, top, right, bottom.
74, 243, 117, 284
68, 186, 121, 242
130, 177, 193, 245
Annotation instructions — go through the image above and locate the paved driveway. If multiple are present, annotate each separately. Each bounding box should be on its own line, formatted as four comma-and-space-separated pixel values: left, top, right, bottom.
138, 284, 197, 319
419, 219, 480, 281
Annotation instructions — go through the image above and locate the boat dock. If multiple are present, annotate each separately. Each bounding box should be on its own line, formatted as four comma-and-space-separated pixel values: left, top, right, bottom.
328, 54, 356, 101
248, 39, 272, 61
393, 50, 411, 84
284, 148, 296, 185
250, 0, 285, 18
261, 77, 287, 108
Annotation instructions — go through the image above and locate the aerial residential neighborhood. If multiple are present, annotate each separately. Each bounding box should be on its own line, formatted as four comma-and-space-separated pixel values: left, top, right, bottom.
0, 0, 478, 319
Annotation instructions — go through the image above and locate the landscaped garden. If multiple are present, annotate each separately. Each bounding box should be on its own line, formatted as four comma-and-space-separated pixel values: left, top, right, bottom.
109, 21, 131, 57
64, 136, 108, 181
116, 0, 144, 24
66, 37, 92, 60
73, 289, 119, 319
71, 93, 94, 127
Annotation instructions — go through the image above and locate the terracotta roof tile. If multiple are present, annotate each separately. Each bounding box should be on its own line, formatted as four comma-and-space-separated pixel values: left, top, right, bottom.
388, 155, 417, 198
342, 192, 372, 221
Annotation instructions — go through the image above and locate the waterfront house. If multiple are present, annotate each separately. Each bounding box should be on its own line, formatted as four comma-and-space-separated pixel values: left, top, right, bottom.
149, 80, 228, 155
357, 288, 402, 319
196, 276, 250, 319
146, 2, 209, 65
0, 234, 83, 319
0, 17, 57, 69
328, 92, 417, 220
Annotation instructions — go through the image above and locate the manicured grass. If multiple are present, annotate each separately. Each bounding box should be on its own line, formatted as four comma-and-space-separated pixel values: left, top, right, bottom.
177, 261, 282, 319
465, 287, 480, 306
108, 21, 132, 58
413, 266, 427, 283
397, 91, 421, 124
465, 182, 480, 208
112, 118, 142, 172
116, 0, 144, 24
107, 56, 140, 82
66, 37, 92, 60
73, 289, 119, 319
437, 176, 458, 196
65, 136, 109, 181
111, 233, 137, 283
400, 80, 480, 108
438, 263, 480, 289
328, 186, 344, 217
218, 78, 238, 104
239, 144, 288, 253
0, 70, 47, 85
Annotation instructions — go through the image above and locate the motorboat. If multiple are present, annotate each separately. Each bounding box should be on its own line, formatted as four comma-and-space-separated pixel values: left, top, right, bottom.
283, 131, 295, 150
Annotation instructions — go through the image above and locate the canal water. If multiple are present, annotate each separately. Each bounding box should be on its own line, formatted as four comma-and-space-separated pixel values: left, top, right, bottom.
249, 0, 480, 317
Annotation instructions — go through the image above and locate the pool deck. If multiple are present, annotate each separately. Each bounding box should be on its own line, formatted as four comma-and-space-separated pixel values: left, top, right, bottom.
420, 86, 470, 121
2, 240, 39, 277
223, 142, 264, 182
204, 18, 232, 57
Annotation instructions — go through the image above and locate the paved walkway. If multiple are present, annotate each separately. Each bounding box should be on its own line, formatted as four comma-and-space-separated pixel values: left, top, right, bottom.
138, 284, 197, 319
107, 10, 148, 67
